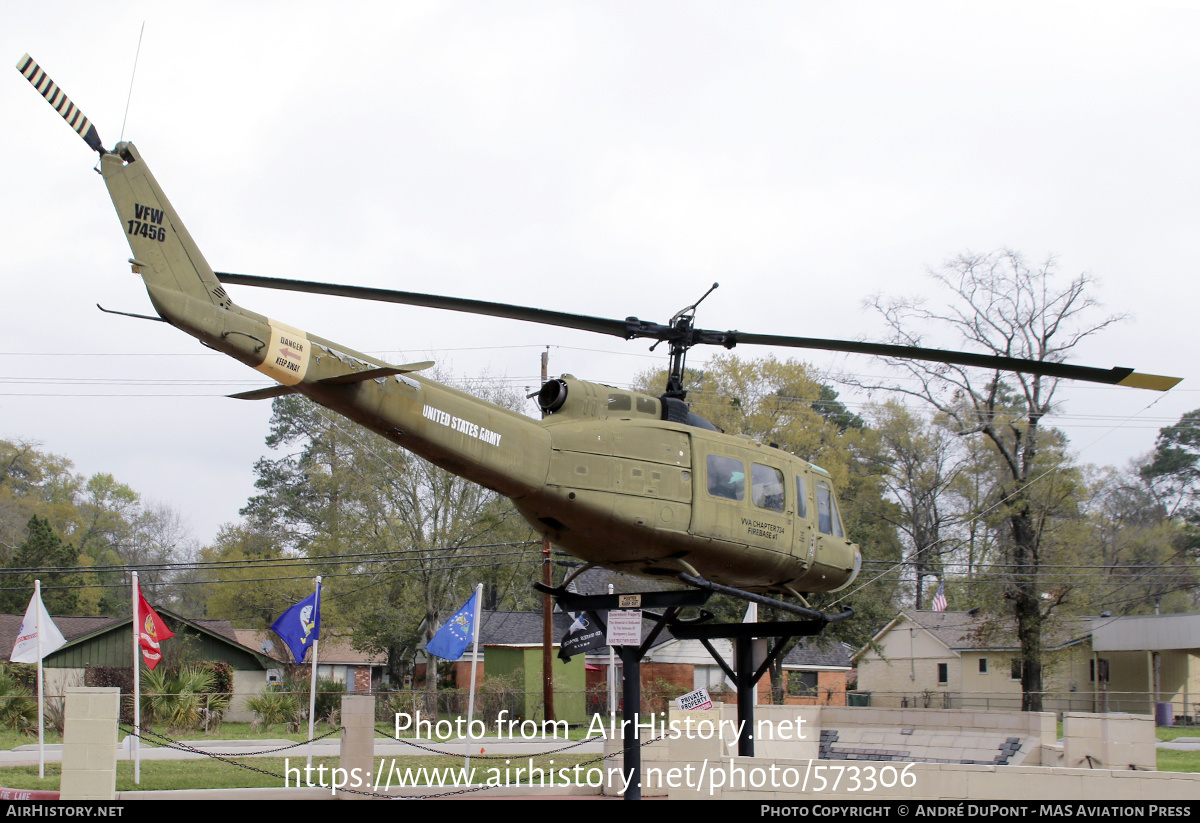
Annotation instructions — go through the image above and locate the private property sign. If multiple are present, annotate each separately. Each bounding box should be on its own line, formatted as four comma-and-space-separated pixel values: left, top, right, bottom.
676, 687, 714, 710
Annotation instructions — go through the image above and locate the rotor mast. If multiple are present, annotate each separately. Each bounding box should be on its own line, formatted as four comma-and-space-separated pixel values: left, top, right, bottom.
659, 282, 722, 400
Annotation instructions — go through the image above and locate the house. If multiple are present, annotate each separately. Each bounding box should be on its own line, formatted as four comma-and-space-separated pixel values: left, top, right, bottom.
589, 634, 854, 707
411, 610, 590, 724
233, 629, 387, 693
780, 638, 854, 705
0, 609, 274, 722
854, 609, 1200, 717
1090, 612, 1200, 720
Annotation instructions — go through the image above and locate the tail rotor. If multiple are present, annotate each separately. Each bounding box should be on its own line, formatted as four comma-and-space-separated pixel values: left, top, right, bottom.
16, 53, 106, 155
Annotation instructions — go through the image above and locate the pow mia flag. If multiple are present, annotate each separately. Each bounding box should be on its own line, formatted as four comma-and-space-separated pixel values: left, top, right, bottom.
558, 611, 607, 662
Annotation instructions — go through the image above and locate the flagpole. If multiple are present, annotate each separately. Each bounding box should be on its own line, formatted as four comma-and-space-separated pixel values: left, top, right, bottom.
463, 583, 483, 774
34, 580, 44, 779
132, 571, 140, 785
306, 576, 321, 772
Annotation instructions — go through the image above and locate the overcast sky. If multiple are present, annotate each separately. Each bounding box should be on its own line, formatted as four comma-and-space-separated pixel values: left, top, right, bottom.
4, 1, 1199, 547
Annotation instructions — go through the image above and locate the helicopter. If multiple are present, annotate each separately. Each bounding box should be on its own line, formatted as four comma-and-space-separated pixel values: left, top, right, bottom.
17, 53, 1182, 614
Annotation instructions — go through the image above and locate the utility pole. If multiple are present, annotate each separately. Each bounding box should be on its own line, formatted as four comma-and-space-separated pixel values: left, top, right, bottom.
540, 347, 555, 723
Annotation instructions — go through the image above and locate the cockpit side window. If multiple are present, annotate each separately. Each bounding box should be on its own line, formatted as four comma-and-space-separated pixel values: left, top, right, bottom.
751, 463, 785, 512
706, 455, 746, 501
815, 479, 844, 537
795, 474, 808, 519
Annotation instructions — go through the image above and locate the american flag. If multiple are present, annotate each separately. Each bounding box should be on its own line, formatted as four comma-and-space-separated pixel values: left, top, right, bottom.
931, 580, 947, 612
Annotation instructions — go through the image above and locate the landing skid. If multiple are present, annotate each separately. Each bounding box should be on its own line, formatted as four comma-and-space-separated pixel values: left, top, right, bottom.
675, 572, 854, 623
535, 571, 853, 623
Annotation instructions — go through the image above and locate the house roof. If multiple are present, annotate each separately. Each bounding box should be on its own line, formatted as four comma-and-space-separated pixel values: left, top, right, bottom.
233, 629, 386, 666
0, 610, 273, 669
782, 638, 853, 670
857, 609, 1094, 661
0, 613, 119, 650
477, 610, 581, 647
431, 610, 674, 652
568, 567, 678, 595
1090, 612, 1200, 652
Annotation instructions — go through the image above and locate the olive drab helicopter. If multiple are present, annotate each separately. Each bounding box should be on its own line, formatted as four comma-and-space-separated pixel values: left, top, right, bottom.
17, 54, 1183, 617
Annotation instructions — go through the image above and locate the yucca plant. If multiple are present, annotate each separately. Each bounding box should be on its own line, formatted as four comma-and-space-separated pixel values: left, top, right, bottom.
141, 666, 230, 732
0, 667, 36, 736
245, 685, 301, 730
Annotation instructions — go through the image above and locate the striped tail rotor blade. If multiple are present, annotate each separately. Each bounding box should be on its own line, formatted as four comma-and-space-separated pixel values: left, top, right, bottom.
16, 53, 105, 154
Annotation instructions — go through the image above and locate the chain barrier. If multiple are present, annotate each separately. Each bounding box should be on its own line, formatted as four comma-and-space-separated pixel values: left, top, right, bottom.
119, 724, 340, 785
373, 726, 598, 760
119, 722, 666, 800
123, 724, 343, 757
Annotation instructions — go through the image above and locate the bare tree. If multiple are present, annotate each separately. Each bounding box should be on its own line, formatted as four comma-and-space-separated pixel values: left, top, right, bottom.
854, 249, 1124, 711
866, 400, 965, 610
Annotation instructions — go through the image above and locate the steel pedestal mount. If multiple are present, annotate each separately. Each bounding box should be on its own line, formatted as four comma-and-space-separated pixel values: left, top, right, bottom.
536, 583, 852, 800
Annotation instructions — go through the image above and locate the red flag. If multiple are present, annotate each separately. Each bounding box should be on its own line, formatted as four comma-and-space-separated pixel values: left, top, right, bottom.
135, 582, 174, 670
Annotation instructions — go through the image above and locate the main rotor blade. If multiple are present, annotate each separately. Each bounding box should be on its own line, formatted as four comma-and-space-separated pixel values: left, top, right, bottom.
214, 273, 1181, 391
725, 331, 1181, 390
215, 273, 636, 339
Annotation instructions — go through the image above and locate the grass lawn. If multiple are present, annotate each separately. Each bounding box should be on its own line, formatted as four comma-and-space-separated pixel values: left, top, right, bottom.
1156, 725, 1200, 743
0, 752, 603, 793
0, 717, 593, 752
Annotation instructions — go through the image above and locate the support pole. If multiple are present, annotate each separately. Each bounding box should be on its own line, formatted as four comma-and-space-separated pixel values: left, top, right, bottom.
619, 645, 641, 801
736, 636, 755, 757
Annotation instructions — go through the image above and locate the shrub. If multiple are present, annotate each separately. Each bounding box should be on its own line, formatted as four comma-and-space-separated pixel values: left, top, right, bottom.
0, 665, 36, 736
246, 686, 301, 731
140, 667, 231, 732
313, 676, 344, 725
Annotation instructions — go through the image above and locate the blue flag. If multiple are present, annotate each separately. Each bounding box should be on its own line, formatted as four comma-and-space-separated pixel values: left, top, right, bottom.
272, 585, 321, 664
425, 591, 478, 661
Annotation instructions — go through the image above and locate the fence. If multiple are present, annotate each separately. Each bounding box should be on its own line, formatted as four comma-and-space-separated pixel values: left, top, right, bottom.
847, 689, 1199, 721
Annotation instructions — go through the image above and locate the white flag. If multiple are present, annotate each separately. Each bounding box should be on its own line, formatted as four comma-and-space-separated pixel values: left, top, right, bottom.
10, 590, 66, 663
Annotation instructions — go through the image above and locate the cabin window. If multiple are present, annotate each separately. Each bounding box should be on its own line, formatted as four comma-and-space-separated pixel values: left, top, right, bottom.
1010, 659, 1023, 681
815, 480, 844, 537
979, 658, 988, 674
706, 455, 745, 501
607, 393, 632, 412
795, 475, 808, 518
751, 464, 785, 511
937, 663, 949, 684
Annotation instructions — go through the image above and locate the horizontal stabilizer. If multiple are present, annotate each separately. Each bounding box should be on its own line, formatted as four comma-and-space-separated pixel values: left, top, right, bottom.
228, 385, 296, 401
229, 361, 435, 400
318, 362, 435, 385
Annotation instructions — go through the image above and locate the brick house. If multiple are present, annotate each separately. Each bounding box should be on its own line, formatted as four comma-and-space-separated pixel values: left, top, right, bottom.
233, 630, 386, 693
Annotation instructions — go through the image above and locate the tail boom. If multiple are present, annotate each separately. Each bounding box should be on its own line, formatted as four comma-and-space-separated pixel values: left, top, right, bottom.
101, 143, 550, 500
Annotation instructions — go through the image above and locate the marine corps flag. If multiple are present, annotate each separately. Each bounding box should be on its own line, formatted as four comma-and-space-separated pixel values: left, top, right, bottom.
135, 580, 174, 670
